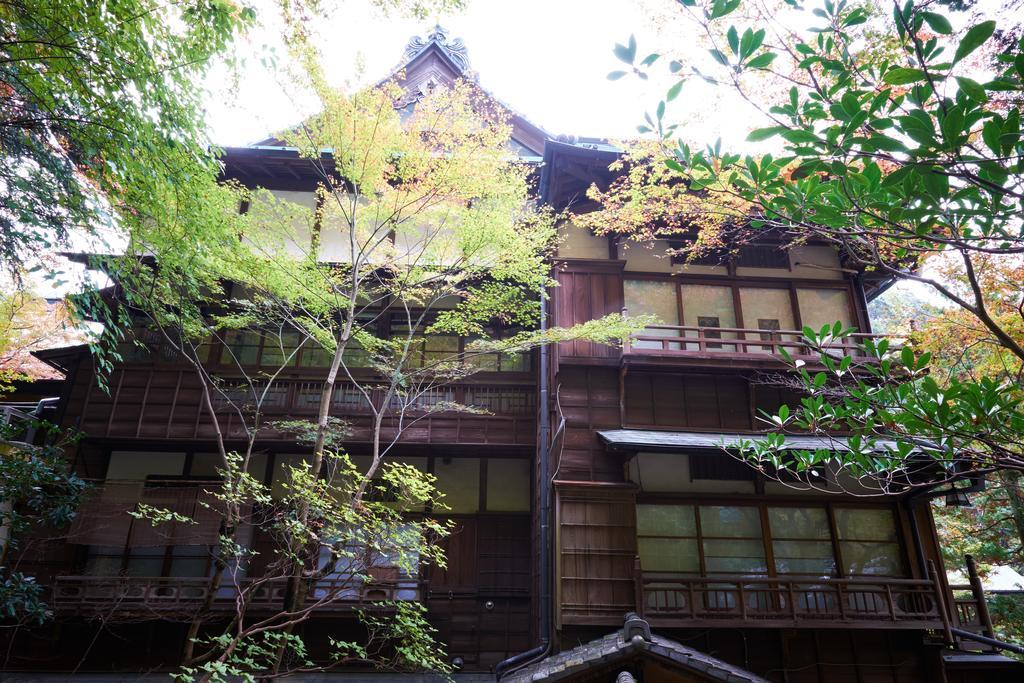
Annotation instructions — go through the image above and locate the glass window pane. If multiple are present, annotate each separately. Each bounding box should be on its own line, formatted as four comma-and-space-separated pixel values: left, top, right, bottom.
170, 545, 210, 577
739, 288, 798, 353
840, 541, 902, 576
637, 505, 696, 537
260, 332, 301, 367
485, 459, 530, 512
300, 345, 332, 367
796, 288, 853, 331
224, 330, 260, 365
702, 539, 767, 574
699, 506, 761, 537
498, 351, 530, 372
625, 280, 679, 325
772, 540, 836, 575
638, 538, 700, 573
625, 280, 680, 350
834, 508, 897, 542
768, 507, 830, 539
680, 285, 736, 351
739, 288, 795, 329
434, 458, 480, 513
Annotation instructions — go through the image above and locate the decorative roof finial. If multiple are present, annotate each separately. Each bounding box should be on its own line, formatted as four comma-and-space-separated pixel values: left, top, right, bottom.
403, 24, 469, 71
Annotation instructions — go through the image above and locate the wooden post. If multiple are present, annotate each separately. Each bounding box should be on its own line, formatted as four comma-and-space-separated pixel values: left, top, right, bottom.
928, 560, 954, 647
621, 307, 630, 355
633, 556, 644, 618
966, 555, 997, 648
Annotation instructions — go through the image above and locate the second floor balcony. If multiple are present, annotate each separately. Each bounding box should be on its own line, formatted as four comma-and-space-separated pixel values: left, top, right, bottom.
623, 324, 887, 367
72, 373, 536, 446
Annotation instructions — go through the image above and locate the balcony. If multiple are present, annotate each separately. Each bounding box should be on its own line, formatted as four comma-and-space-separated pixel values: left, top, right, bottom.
77, 375, 536, 446
51, 575, 421, 618
636, 574, 951, 630
623, 325, 887, 368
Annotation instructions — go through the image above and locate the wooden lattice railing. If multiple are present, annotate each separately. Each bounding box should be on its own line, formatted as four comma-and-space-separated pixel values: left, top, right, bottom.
51, 575, 421, 617
635, 573, 947, 629
624, 324, 888, 361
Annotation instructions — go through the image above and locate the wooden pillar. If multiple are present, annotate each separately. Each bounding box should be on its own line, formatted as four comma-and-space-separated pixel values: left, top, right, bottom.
966, 554, 996, 648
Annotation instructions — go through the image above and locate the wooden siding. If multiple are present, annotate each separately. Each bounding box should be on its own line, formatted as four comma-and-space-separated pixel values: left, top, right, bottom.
623, 372, 751, 430
555, 366, 623, 481
552, 261, 623, 363
427, 514, 532, 670
556, 483, 637, 625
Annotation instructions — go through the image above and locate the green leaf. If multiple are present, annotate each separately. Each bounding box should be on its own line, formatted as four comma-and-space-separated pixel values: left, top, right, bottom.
746, 52, 777, 69
665, 158, 686, 173
955, 76, 987, 102
920, 166, 949, 198
727, 26, 740, 54
607, 70, 628, 81
921, 11, 953, 35
883, 67, 927, 85
746, 126, 786, 141
666, 81, 684, 102
841, 91, 860, 116
780, 129, 819, 144
614, 35, 638, 64
953, 21, 996, 65
710, 48, 730, 65
982, 119, 1002, 155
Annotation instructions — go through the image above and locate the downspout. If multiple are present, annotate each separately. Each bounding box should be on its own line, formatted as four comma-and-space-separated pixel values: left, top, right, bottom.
494, 284, 552, 680
495, 157, 555, 680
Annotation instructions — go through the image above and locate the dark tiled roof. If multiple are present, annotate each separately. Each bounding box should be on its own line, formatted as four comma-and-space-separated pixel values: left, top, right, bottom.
597, 429, 914, 454
502, 614, 769, 683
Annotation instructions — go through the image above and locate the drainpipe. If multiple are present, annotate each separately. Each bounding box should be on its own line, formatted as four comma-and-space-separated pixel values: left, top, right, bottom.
494, 282, 553, 680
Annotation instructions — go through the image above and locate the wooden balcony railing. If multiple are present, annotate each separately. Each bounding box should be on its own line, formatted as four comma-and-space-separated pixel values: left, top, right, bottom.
624, 325, 887, 363
51, 575, 422, 617
635, 573, 948, 629
79, 373, 536, 445
951, 587, 983, 627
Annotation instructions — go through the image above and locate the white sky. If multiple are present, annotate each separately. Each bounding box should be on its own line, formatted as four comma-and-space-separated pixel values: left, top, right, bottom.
203, 0, 750, 147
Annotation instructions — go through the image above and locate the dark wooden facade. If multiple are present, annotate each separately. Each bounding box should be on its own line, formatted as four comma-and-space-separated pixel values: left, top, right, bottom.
538, 139, 1019, 682
3, 29, 1020, 683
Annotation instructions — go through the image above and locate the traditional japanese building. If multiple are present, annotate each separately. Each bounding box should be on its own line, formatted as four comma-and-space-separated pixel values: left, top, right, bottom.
2, 26, 1020, 683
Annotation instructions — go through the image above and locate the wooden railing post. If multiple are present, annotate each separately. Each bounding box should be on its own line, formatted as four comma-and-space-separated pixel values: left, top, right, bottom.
966, 555, 996, 648
633, 557, 644, 618
928, 560, 955, 646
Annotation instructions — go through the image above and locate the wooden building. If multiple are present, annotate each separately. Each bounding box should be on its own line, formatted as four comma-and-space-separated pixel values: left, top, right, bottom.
2, 26, 1021, 683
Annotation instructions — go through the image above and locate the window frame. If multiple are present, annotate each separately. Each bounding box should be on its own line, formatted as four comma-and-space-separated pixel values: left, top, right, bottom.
622, 272, 864, 339
635, 498, 908, 580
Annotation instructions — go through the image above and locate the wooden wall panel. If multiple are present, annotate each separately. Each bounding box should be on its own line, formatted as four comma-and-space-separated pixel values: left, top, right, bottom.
557, 485, 637, 625
555, 366, 622, 481
623, 372, 753, 431
553, 264, 623, 362
426, 514, 531, 671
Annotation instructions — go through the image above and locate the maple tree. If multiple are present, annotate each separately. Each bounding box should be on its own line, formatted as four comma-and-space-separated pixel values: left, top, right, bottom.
600, 0, 1024, 492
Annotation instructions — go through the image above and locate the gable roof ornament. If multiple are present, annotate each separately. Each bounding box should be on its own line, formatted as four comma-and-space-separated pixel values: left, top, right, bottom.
403, 24, 469, 72
501, 613, 770, 682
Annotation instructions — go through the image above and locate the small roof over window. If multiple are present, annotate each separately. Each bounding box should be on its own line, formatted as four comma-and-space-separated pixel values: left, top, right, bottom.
597, 429, 915, 454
